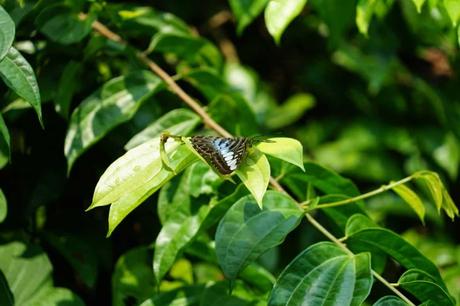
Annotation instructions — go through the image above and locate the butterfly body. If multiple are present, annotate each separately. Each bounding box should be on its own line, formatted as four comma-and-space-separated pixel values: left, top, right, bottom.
190, 136, 250, 175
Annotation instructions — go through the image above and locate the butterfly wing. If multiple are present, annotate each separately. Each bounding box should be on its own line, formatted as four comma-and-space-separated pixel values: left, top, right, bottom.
191, 136, 249, 175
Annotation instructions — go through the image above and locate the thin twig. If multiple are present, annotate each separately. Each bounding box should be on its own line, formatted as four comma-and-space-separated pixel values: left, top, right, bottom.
83, 14, 415, 306
311, 176, 414, 210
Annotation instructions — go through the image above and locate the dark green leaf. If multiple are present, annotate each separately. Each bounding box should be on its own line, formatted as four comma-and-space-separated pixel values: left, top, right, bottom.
140, 285, 204, 306
398, 269, 455, 305
268, 242, 372, 306
43, 231, 98, 288
346, 217, 445, 286
0, 47, 42, 125
126, 108, 200, 150
229, 0, 269, 34
65, 71, 163, 171
0, 113, 9, 168
373, 295, 408, 306
215, 191, 303, 279
36, 5, 95, 44
200, 282, 252, 306
0, 6, 15, 61
112, 246, 156, 306
54, 60, 82, 118
149, 33, 222, 68
0, 270, 13, 306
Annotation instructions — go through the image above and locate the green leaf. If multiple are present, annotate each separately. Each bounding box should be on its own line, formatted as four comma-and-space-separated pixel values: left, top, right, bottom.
0, 6, 15, 62
0, 113, 10, 168
0, 241, 84, 306
268, 242, 372, 306
0, 47, 42, 125
43, 231, 98, 288
283, 162, 366, 229
140, 285, 204, 306
185, 69, 258, 135
125, 108, 200, 150
36, 5, 95, 44
153, 203, 210, 283
0, 189, 8, 223
229, 0, 269, 34
107, 144, 197, 235
200, 282, 252, 305
65, 71, 163, 171
345, 219, 445, 286
373, 296, 408, 306
236, 149, 270, 207
215, 191, 303, 279
264, 0, 307, 43
391, 183, 425, 223
256, 137, 305, 171
0, 270, 13, 306
398, 269, 455, 305
148, 32, 222, 68
54, 60, 82, 118
411, 0, 426, 12
444, 0, 460, 26
356, 0, 378, 36
112, 246, 156, 306
265, 93, 315, 129
416, 171, 443, 213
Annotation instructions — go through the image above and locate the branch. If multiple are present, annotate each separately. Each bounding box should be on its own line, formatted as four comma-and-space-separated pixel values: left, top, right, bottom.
83, 14, 416, 306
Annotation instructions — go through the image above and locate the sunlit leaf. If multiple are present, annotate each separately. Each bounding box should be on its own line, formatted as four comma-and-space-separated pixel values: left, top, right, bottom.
0, 47, 42, 125
215, 191, 302, 279
356, 0, 378, 35
112, 246, 156, 306
398, 269, 455, 305
229, 0, 269, 34
391, 183, 425, 223
236, 149, 270, 207
415, 171, 443, 212
444, 0, 460, 26
125, 108, 200, 150
0, 6, 15, 61
107, 144, 197, 235
268, 242, 372, 306
65, 71, 163, 171
264, 0, 307, 43
411, 0, 426, 13
256, 137, 305, 171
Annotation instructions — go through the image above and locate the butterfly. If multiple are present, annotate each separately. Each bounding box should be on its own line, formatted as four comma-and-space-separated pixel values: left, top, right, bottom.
190, 136, 251, 175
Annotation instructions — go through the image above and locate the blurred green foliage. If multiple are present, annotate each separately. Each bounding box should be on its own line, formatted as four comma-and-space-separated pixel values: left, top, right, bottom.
0, 0, 460, 305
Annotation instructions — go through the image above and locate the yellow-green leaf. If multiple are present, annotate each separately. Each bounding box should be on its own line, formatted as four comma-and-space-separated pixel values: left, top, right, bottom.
256, 137, 304, 171
444, 0, 460, 26
264, 0, 308, 44
356, 0, 378, 36
236, 149, 270, 208
392, 183, 425, 224
416, 171, 443, 213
